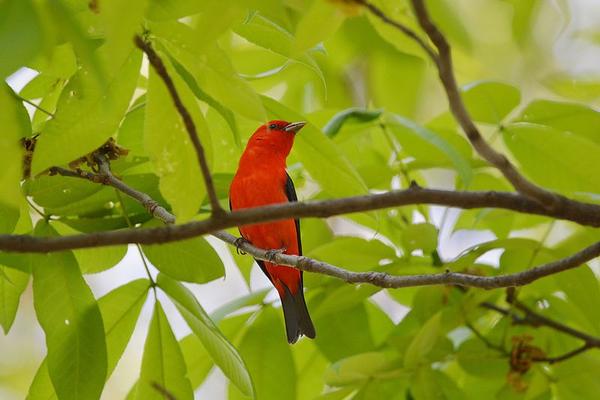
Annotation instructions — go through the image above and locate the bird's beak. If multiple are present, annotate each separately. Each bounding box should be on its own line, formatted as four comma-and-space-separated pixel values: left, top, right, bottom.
284, 121, 306, 133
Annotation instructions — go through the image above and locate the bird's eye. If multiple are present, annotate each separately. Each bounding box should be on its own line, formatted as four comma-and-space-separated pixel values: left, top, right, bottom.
268, 123, 278, 130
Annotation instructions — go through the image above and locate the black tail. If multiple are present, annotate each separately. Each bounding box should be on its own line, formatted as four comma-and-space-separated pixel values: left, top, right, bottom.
280, 284, 316, 344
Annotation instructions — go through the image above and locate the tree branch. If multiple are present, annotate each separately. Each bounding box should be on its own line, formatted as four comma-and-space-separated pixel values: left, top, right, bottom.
50, 159, 175, 225
4, 185, 600, 252
213, 231, 600, 290
357, 0, 561, 208
134, 35, 223, 216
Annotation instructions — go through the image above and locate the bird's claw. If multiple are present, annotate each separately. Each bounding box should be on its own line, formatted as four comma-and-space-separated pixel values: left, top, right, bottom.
234, 237, 249, 255
265, 247, 287, 262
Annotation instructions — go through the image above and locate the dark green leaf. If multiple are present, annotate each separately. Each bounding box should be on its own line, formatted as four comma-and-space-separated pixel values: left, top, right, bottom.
323, 108, 384, 137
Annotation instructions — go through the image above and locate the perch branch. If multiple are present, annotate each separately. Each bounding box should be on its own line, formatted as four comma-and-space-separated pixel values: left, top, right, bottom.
4, 185, 600, 252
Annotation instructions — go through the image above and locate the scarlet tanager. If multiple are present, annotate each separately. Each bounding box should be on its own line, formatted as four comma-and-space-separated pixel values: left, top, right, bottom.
229, 120, 316, 343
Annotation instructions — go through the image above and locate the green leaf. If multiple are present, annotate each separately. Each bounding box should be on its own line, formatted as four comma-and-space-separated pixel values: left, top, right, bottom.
0, 85, 27, 209
171, 58, 240, 147
308, 237, 395, 272
31, 222, 107, 400
292, 0, 346, 54
157, 273, 254, 397
53, 221, 127, 274
0, 0, 43, 78
462, 81, 521, 124
234, 13, 326, 88
515, 99, 600, 145
230, 307, 294, 400
0, 264, 29, 333
324, 352, 400, 386
262, 96, 369, 197
387, 114, 473, 185
314, 302, 375, 362
153, 20, 266, 121
457, 338, 508, 378
143, 235, 224, 284
323, 108, 384, 137
210, 288, 270, 323
145, 53, 210, 221
99, 279, 150, 375
404, 312, 442, 369
28, 279, 150, 400
135, 302, 194, 400
503, 123, 600, 195
365, 0, 428, 59
31, 50, 141, 175
401, 223, 439, 253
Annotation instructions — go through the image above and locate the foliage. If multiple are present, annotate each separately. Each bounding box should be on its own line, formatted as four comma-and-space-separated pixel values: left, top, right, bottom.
1, 0, 600, 399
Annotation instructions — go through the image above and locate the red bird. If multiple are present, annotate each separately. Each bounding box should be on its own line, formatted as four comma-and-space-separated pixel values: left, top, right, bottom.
229, 120, 315, 343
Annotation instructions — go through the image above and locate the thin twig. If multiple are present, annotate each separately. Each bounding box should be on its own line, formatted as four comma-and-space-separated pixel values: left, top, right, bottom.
465, 320, 509, 355
532, 344, 590, 364
357, 0, 561, 208
50, 159, 175, 224
134, 35, 223, 216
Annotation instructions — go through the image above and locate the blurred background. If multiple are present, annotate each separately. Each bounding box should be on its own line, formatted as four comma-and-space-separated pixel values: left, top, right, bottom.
2, 0, 600, 398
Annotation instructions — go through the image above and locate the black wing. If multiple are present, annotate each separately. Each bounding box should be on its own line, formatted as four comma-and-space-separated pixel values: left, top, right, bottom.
284, 172, 302, 256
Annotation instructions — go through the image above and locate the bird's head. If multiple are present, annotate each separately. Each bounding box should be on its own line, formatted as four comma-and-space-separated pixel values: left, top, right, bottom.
246, 120, 306, 159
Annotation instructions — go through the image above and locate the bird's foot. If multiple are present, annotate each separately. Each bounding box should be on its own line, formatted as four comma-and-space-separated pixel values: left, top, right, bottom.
265, 247, 287, 262
234, 237, 250, 255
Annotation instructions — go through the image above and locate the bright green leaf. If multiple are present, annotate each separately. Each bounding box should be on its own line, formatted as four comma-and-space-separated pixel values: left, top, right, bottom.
462, 81, 521, 124
134, 302, 194, 400
157, 273, 254, 397
99, 279, 150, 375
404, 312, 442, 369
515, 99, 600, 145
31, 222, 107, 400
401, 223, 438, 253
503, 123, 600, 195
387, 114, 473, 185
0, 264, 29, 333
145, 53, 209, 221
0, 0, 43, 78
31, 50, 141, 175
230, 307, 294, 400
143, 236, 224, 283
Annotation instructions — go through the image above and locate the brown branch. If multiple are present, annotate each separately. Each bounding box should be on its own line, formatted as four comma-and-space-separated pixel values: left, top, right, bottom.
358, 0, 561, 208
50, 160, 175, 225
479, 292, 600, 363
212, 231, 600, 290
532, 345, 590, 364
352, 0, 437, 60
134, 35, 223, 216
4, 186, 600, 252
505, 289, 600, 347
